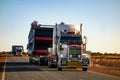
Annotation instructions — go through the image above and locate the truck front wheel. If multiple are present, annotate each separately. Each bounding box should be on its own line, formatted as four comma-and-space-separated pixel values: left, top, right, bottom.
29, 58, 33, 63
57, 65, 62, 71
82, 68, 87, 71
48, 61, 54, 68
38, 59, 41, 66
58, 67, 62, 71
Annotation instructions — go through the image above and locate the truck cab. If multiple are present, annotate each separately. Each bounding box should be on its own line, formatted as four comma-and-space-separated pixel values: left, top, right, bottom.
48, 22, 90, 71
57, 33, 83, 68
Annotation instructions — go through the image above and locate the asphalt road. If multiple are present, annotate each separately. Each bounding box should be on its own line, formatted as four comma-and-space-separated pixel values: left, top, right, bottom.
3, 54, 120, 80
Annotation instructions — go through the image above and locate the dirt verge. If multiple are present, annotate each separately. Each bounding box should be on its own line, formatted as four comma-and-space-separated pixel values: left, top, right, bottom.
89, 64, 120, 77
0, 53, 6, 79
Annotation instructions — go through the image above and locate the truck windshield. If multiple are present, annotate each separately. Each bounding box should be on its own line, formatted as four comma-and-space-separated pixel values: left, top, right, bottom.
12, 46, 24, 52
60, 35, 82, 44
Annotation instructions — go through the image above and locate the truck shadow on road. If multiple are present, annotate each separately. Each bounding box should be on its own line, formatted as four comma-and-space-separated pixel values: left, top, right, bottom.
0, 62, 83, 72
0, 62, 43, 72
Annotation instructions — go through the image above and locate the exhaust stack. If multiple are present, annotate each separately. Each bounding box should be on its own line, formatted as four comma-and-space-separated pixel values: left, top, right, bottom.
80, 23, 82, 34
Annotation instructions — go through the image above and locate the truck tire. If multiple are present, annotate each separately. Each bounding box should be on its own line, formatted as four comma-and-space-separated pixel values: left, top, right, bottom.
57, 64, 62, 71
48, 62, 50, 68
48, 61, 53, 68
45, 58, 48, 66
58, 67, 62, 71
38, 59, 41, 66
82, 68, 87, 71
38, 59, 44, 66
13, 54, 16, 56
29, 58, 32, 63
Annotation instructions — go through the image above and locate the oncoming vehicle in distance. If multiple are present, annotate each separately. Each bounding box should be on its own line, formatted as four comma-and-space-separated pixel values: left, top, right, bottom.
12, 45, 24, 56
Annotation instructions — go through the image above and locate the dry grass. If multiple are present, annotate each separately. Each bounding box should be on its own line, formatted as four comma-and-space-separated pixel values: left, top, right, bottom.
91, 55, 120, 68
89, 54, 120, 77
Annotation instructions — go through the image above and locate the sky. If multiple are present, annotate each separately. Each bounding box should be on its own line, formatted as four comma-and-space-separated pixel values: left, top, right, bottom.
0, 0, 120, 53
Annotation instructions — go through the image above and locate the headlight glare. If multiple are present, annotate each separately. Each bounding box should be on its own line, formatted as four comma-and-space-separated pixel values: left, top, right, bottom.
60, 54, 63, 57
78, 55, 81, 58
70, 55, 72, 58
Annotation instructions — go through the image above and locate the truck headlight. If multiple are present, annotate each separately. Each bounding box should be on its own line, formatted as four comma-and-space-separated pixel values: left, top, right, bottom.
70, 55, 72, 58
84, 55, 88, 58
60, 54, 67, 58
78, 55, 81, 58
53, 59, 56, 62
82, 54, 89, 59
60, 54, 63, 57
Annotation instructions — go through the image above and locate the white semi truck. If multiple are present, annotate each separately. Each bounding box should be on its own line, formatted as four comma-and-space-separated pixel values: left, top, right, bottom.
48, 22, 90, 71
27, 21, 90, 71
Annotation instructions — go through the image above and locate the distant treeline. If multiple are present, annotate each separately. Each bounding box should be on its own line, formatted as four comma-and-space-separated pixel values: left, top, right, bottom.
86, 51, 120, 56
0, 51, 28, 54
0, 51, 120, 56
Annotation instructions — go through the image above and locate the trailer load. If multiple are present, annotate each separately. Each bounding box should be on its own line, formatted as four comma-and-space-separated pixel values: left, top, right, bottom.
27, 21, 53, 65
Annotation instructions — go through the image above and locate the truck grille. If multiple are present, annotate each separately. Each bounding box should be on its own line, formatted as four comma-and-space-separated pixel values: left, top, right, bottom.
68, 46, 81, 61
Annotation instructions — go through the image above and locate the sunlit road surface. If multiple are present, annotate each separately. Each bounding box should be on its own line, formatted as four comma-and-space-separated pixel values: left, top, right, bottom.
3, 54, 120, 80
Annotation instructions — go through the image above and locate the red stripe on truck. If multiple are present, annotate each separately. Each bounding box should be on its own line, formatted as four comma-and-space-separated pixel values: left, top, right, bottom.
34, 50, 48, 53
34, 50, 48, 55
35, 37, 52, 41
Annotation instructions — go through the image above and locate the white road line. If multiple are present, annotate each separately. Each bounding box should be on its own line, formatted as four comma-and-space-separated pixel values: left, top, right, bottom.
2, 54, 7, 80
